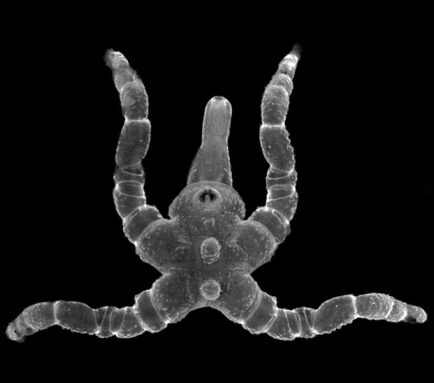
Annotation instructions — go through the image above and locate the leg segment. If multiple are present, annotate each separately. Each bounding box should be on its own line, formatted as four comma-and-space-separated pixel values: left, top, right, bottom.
105, 50, 162, 244
239, 289, 427, 341
249, 46, 301, 243
6, 287, 170, 342
174, 268, 427, 341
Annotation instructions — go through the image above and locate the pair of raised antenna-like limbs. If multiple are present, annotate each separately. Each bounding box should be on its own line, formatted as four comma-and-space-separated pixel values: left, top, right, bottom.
7, 46, 427, 342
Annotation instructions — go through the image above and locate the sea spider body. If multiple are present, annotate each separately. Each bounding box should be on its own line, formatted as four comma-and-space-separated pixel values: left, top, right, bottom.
6, 46, 427, 342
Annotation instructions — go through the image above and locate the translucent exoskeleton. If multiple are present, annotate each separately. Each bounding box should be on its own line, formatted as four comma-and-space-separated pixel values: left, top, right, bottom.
6, 46, 427, 342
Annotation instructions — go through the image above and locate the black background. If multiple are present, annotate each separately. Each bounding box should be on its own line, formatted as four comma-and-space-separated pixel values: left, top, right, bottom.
2, 7, 432, 380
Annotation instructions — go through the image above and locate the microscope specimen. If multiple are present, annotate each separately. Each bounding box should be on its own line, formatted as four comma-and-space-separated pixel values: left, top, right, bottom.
6, 46, 427, 342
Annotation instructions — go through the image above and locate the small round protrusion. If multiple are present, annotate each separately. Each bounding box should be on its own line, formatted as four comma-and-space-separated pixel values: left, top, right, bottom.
200, 279, 221, 301
200, 237, 221, 264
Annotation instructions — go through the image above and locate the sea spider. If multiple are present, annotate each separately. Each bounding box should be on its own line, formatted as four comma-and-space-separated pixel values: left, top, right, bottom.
6, 46, 427, 342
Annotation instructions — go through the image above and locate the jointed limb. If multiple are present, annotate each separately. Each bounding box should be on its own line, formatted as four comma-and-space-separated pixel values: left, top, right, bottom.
6, 286, 172, 342
250, 45, 301, 243
214, 272, 426, 340
247, 289, 427, 341
106, 50, 163, 244
6, 271, 200, 342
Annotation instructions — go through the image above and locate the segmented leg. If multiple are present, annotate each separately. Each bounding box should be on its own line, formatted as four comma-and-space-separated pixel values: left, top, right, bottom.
187, 96, 233, 186
105, 50, 162, 243
238, 288, 427, 341
213, 273, 426, 339
249, 45, 301, 243
6, 286, 171, 342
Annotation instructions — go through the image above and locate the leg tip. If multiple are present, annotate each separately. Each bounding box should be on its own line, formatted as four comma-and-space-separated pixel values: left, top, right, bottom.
416, 308, 428, 323
105, 49, 129, 70
279, 48, 301, 79
6, 322, 23, 342
406, 305, 427, 324
291, 43, 302, 58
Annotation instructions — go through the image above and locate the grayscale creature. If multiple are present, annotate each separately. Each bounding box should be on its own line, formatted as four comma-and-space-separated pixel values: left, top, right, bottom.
6, 46, 427, 342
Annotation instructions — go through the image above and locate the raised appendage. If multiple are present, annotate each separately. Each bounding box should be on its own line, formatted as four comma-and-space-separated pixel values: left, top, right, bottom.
105, 50, 163, 244
249, 45, 301, 243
